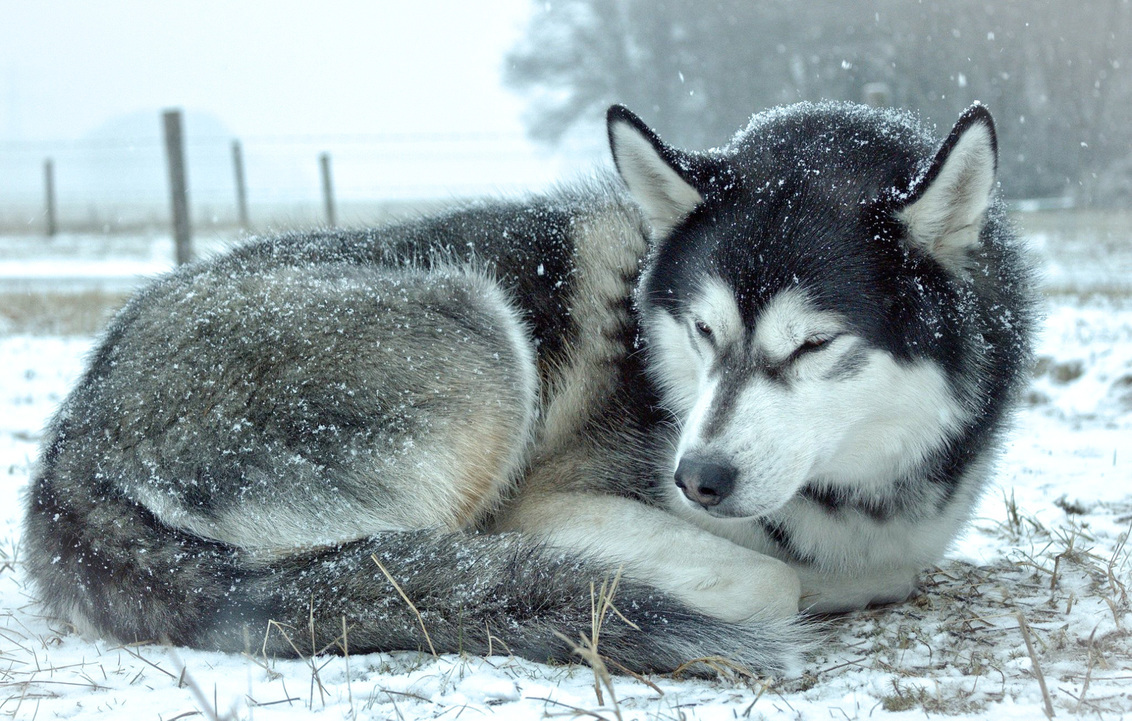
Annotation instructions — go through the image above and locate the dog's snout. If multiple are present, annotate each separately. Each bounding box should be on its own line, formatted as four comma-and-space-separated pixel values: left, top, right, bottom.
674, 458, 737, 508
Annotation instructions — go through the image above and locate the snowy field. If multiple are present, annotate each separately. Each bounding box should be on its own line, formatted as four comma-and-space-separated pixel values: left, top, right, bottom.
1, 216, 1131, 719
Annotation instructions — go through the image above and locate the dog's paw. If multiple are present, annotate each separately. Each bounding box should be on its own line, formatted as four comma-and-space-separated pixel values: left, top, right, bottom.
797, 567, 918, 614
669, 550, 800, 622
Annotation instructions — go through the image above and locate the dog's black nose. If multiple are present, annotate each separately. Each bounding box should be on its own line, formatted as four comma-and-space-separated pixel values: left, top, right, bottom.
674, 458, 736, 508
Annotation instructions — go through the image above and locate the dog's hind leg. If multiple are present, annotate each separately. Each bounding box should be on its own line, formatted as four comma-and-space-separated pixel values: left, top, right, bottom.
199, 264, 541, 547
34, 262, 539, 555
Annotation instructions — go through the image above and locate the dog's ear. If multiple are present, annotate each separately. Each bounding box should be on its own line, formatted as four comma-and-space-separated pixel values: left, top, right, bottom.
896, 104, 998, 275
607, 105, 703, 238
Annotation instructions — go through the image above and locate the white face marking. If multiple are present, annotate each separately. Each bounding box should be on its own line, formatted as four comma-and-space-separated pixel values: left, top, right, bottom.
675, 375, 718, 462
657, 285, 967, 519
642, 277, 740, 418
643, 309, 702, 415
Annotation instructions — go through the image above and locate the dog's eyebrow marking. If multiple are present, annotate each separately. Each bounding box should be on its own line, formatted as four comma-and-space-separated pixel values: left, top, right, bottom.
688, 277, 742, 347
753, 289, 843, 364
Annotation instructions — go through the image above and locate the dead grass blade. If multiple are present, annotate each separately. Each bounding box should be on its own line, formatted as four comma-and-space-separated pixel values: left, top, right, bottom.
372, 553, 438, 657
1016, 612, 1055, 718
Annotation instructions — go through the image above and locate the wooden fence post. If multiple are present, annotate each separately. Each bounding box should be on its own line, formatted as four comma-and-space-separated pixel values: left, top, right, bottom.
44, 158, 57, 237
320, 152, 336, 228
232, 139, 250, 230
163, 109, 193, 265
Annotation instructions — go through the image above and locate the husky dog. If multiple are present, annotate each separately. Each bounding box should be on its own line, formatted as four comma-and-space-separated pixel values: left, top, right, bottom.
23, 101, 1035, 675
603, 103, 1035, 613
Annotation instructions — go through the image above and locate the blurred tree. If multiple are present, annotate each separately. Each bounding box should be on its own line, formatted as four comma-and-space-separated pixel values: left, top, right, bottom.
506, 0, 1132, 203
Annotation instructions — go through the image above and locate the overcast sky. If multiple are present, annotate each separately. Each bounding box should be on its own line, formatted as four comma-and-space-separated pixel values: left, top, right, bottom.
0, 0, 585, 207
0, 0, 534, 142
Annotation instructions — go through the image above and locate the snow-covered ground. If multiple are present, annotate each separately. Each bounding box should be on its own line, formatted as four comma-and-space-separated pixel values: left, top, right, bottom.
1, 219, 1130, 719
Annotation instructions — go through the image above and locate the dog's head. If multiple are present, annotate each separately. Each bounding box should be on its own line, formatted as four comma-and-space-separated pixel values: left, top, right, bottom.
609, 102, 1001, 519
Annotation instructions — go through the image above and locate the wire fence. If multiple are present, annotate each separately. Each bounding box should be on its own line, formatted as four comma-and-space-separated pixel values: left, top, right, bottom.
0, 114, 559, 235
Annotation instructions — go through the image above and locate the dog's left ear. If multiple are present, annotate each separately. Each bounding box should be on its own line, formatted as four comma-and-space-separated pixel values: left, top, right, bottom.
607, 105, 703, 239
896, 104, 998, 275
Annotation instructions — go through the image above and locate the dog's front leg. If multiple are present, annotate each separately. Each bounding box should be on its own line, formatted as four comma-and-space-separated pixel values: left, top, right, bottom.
498, 492, 800, 622
659, 484, 923, 614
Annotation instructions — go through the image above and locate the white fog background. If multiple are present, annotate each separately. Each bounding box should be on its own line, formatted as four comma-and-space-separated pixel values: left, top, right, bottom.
2, 1, 1129, 231
0, 0, 560, 227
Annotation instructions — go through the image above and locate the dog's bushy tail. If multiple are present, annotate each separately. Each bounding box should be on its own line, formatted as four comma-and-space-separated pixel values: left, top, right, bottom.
25, 475, 803, 675
246, 531, 806, 675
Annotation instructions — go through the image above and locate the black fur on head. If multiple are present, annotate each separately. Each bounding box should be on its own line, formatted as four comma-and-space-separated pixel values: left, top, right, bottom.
610, 101, 1020, 371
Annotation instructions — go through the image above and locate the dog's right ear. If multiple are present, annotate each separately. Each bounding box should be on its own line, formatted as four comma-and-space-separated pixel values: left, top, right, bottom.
895, 104, 998, 276
607, 105, 703, 238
